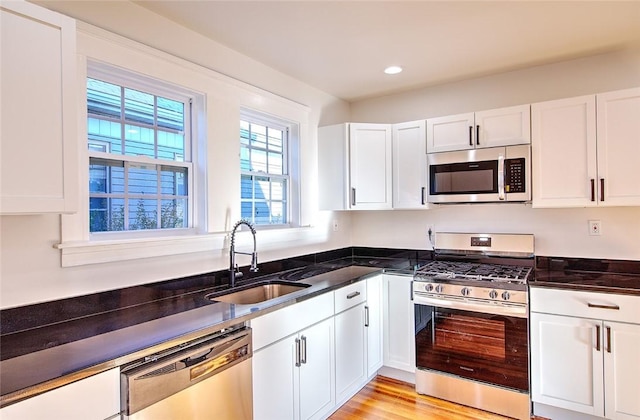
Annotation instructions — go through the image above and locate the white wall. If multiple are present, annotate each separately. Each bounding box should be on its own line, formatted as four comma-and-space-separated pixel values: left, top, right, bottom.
350, 49, 640, 259
0, 2, 352, 309
2, 2, 639, 310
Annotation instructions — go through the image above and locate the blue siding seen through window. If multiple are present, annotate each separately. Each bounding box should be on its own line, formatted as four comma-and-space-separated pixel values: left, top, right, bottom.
87, 78, 190, 233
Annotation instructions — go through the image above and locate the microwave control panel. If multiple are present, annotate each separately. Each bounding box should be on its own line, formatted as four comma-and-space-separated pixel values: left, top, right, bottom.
504, 158, 526, 193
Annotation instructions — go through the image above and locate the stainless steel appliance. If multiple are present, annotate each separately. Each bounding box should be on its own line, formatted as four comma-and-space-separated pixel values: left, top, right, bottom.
413, 232, 534, 420
427, 145, 530, 203
121, 325, 252, 420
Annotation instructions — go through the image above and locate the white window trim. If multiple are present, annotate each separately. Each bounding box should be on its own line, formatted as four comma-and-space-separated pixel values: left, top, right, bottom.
57, 23, 311, 268
240, 108, 301, 229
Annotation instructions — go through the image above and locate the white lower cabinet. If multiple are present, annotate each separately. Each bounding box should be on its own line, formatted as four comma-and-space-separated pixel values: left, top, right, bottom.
531, 287, 640, 420
335, 302, 367, 403
334, 281, 368, 404
366, 275, 384, 377
382, 274, 415, 373
252, 293, 335, 420
253, 317, 335, 420
0, 368, 120, 420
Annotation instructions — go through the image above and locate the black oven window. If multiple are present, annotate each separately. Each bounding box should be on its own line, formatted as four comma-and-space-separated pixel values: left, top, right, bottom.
415, 306, 529, 392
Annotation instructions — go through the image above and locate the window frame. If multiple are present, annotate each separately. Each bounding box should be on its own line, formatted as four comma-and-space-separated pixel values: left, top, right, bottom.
240, 108, 300, 229
86, 63, 198, 240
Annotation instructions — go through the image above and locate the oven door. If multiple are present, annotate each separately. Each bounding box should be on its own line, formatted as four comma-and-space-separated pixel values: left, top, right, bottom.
414, 302, 529, 392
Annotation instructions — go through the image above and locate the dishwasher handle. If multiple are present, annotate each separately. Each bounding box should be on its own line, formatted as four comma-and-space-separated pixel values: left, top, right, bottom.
122, 327, 252, 416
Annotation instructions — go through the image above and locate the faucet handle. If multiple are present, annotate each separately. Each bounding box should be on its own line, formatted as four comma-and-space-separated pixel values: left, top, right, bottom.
250, 253, 259, 272
233, 264, 244, 278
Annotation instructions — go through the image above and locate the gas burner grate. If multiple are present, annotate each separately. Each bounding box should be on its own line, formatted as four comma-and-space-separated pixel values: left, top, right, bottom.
416, 261, 532, 283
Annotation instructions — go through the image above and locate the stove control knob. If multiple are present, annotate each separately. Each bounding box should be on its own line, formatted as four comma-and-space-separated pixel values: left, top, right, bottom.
435, 284, 444, 293
425, 283, 434, 292
461, 287, 471, 296
502, 291, 511, 301
489, 290, 498, 299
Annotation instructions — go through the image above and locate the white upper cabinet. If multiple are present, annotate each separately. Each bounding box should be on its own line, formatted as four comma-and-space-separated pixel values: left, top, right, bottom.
531, 95, 597, 207
532, 87, 640, 208
392, 120, 428, 209
349, 123, 392, 209
318, 123, 392, 210
426, 113, 475, 152
426, 105, 530, 153
0, 1, 78, 214
596, 87, 640, 207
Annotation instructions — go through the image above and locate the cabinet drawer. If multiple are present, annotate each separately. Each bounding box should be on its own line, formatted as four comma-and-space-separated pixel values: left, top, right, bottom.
335, 281, 367, 314
530, 287, 640, 322
251, 292, 334, 351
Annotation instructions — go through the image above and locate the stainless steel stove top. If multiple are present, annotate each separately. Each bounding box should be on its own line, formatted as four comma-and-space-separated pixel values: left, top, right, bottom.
415, 260, 532, 284
412, 233, 534, 315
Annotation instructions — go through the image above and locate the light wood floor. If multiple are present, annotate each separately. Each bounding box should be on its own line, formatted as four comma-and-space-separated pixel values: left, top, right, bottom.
329, 376, 545, 420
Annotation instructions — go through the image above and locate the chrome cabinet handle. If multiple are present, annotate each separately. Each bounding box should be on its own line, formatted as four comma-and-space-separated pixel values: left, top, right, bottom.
606, 326, 611, 353
351, 188, 356, 206
595, 324, 601, 351
295, 338, 301, 367
300, 335, 307, 364
346, 291, 360, 299
421, 187, 426, 205
364, 306, 370, 327
588, 303, 620, 310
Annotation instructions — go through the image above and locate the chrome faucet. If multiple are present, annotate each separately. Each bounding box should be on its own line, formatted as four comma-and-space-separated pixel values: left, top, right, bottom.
229, 219, 258, 288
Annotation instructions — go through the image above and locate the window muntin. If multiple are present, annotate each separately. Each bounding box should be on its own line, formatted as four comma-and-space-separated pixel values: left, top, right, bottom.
87, 78, 191, 233
240, 118, 289, 226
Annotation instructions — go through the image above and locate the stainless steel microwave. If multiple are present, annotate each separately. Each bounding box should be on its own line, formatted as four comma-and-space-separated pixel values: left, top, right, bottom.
427, 145, 531, 203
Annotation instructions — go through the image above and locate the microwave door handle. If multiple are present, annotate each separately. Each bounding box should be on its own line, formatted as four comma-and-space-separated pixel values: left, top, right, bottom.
498, 154, 505, 200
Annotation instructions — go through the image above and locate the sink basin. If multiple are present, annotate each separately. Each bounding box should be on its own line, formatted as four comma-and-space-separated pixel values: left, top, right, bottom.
206, 281, 311, 305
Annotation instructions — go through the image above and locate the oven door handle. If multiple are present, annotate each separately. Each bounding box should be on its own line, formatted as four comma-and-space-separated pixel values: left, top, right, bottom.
498, 153, 505, 200
413, 293, 527, 318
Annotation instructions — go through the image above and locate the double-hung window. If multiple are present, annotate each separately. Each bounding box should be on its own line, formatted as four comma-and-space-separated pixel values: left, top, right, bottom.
240, 113, 295, 226
87, 75, 193, 234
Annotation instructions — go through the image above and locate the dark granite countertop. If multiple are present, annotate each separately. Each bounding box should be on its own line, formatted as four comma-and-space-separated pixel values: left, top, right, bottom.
0, 247, 426, 407
530, 256, 640, 296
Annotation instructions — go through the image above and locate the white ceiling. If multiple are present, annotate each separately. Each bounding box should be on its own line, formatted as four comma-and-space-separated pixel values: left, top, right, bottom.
128, 2, 640, 101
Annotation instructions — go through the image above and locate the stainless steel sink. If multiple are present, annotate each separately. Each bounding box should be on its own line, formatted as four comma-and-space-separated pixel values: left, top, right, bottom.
206, 281, 311, 305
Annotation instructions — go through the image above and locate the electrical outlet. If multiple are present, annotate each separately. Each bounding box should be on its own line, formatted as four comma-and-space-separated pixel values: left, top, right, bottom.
589, 220, 601, 236
332, 219, 339, 232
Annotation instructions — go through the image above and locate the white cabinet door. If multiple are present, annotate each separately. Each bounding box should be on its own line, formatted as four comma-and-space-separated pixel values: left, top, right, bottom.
531, 95, 597, 207
299, 317, 335, 420
335, 303, 367, 403
366, 275, 383, 377
392, 120, 428, 209
382, 274, 415, 373
604, 321, 640, 420
426, 113, 475, 153
530, 312, 604, 417
596, 87, 640, 207
349, 123, 392, 209
0, 369, 120, 420
475, 104, 531, 149
0, 1, 78, 214
253, 335, 297, 420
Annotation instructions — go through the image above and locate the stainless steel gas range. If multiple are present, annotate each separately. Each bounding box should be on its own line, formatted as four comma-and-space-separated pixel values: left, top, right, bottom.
413, 232, 534, 420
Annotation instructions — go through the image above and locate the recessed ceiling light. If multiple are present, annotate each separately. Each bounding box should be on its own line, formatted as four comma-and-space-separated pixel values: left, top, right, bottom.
384, 66, 403, 75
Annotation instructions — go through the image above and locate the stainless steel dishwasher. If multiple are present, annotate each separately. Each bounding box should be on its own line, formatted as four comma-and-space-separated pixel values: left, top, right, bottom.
121, 325, 252, 420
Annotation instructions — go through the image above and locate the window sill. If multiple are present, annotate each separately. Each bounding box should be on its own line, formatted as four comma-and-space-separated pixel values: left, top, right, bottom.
55, 234, 225, 267
55, 226, 317, 267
